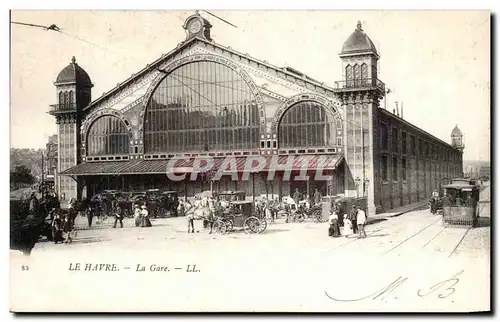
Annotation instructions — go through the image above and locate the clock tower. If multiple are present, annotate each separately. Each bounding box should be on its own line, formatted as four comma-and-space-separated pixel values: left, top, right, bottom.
183, 11, 212, 41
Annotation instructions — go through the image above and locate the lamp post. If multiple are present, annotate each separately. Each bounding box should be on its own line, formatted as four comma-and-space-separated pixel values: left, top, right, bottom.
355, 176, 361, 198
363, 178, 370, 197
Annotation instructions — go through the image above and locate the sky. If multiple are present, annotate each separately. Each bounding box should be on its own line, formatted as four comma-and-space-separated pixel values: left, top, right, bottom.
10, 10, 490, 161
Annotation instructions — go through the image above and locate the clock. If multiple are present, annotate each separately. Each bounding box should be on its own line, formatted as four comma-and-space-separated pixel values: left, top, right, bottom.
188, 19, 202, 34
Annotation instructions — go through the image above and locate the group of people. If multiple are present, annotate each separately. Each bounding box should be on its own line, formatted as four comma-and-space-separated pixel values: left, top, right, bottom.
50, 210, 75, 244
292, 188, 323, 206
328, 204, 367, 239
133, 204, 152, 228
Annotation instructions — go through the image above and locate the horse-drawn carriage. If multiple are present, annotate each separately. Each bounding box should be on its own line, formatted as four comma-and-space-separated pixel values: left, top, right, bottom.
159, 190, 180, 217
280, 196, 324, 223
221, 200, 267, 234
441, 179, 480, 228
10, 191, 51, 254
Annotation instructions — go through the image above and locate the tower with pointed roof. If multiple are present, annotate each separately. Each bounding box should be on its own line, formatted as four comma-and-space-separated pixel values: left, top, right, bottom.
49, 56, 93, 200
334, 21, 385, 216
451, 125, 464, 152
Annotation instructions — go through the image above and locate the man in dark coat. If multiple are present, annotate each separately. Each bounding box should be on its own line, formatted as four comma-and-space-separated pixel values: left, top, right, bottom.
349, 205, 358, 234
293, 188, 301, 206
113, 203, 124, 228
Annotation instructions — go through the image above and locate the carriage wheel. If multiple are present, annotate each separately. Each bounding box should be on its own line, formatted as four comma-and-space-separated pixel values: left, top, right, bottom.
258, 218, 267, 233
244, 217, 259, 234
249, 216, 263, 234
213, 220, 227, 235
313, 210, 323, 223
224, 219, 234, 232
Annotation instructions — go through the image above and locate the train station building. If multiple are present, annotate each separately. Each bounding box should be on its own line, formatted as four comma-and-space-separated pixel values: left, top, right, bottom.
51, 13, 464, 215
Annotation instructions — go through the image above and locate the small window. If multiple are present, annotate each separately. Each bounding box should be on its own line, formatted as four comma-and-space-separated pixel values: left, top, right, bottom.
272, 140, 277, 149
381, 155, 388, 181
267, 140, 271, 149
410, 135, 416, 155
134, 146, 138, 154
402, 131, 407, 154
392, 156, 398, 181
392, 128, 399, 152
337, 137, 342, 146
402, 158, 407, 181
380, 125, 388, 150
260, 141, 265, 149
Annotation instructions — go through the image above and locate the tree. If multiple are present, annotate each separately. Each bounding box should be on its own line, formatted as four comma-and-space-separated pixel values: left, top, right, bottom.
10, 165, 35, 186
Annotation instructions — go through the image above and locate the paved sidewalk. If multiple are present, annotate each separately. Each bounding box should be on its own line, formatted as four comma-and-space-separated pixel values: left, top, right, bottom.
368, 200, 429, 223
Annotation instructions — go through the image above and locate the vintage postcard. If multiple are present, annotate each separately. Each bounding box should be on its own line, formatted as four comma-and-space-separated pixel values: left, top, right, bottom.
9, 10, 491, 312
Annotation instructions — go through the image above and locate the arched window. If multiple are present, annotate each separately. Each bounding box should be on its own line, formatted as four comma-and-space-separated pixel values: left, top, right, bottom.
87, 115, 129, 156
353, 64, 361, 79
58, 92, 64, 105
144, 61, 260, 153
278, 101, 338, 148
361, 63, 369, 86
68, 90, 74, 106
345, 65, 353, 87
64, 92, 70, 107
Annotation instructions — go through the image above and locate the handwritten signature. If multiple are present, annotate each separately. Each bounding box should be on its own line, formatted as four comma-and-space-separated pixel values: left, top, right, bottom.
325, 270, 464, 302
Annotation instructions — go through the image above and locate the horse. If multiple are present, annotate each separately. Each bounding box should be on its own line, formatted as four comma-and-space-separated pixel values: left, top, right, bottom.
182, 197, 216, 233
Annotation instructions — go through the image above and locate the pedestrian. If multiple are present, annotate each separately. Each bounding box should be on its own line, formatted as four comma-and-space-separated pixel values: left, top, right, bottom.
342, 214, 353, 237
357, 207, 367, 238
349, 205, 358, 234
51, 213, 64, 244
133, 204, 142, 227
141, 205, 152, 227
67, 197, 77, 228
328, 209, 341, 237
113, 204, 124, 228
28, 192, 39, 218
293, 188, 301, 206
313, 189, 321, 206
63, 214, 73, 244
86, 206, 94, 228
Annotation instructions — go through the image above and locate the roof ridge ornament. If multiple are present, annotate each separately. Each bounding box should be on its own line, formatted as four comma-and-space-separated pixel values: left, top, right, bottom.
356, 21, 363, 31
71, 56, 76, 64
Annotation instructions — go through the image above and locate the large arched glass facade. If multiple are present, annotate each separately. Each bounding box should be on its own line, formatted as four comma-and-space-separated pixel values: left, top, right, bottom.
278, 101, 337, 148
86, 115, 130, 156
144, 61, 260, 153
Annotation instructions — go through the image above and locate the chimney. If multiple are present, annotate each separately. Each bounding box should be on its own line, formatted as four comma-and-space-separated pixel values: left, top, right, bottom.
395, 101, 399, 117
401, 101, 404, 119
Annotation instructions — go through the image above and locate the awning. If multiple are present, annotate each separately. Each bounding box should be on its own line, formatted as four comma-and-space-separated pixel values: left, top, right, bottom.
59, 154, 344, 176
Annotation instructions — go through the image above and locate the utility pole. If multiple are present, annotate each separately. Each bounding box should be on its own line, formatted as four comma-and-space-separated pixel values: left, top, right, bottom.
41, 152, 44, 184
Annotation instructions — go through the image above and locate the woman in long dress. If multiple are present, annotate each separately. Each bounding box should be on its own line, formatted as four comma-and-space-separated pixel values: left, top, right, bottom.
141, 205, 152, 227
328, 211, 341, 237
342, 214, 353, 237
133, 204, 142, 227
